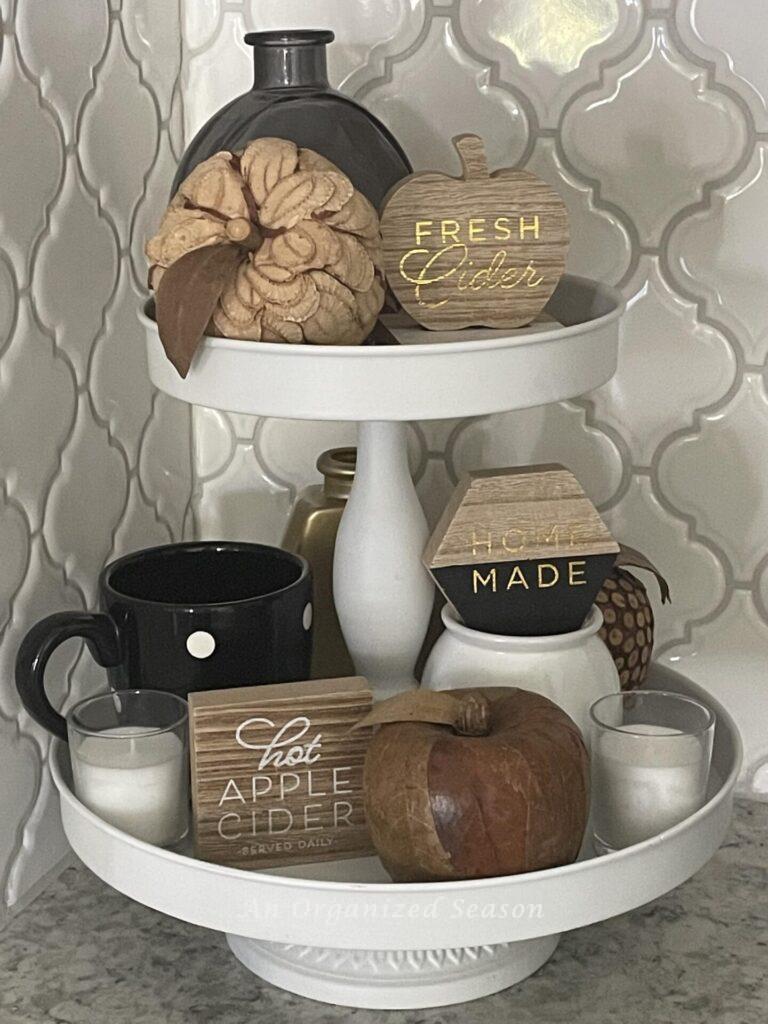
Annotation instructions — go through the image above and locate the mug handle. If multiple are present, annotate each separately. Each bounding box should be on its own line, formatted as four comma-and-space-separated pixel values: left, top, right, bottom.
15, 612, 123, 742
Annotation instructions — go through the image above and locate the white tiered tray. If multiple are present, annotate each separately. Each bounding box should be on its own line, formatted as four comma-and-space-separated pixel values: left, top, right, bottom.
142, 275, 624, 699
144, 275, 621, 422
53, 666, 740, 1011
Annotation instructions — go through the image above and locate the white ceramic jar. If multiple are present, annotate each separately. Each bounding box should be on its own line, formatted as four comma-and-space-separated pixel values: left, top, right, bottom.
422, 605, 620, 741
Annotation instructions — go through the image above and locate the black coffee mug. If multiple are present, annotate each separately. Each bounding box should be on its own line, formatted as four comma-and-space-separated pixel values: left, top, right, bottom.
16, 542, 312, 741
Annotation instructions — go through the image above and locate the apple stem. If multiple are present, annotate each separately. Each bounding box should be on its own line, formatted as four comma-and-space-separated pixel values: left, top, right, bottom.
454, 134, 490, 180
455, 693, 491, 736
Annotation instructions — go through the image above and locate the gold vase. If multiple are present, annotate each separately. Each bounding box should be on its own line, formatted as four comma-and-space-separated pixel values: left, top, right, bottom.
282, 448, 356, 679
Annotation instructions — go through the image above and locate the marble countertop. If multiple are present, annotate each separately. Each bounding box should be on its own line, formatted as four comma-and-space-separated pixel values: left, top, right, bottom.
0, 800, 765, 1024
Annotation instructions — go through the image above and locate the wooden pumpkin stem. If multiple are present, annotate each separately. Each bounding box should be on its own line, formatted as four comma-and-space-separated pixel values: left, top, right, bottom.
453, 134, 490, 180
454, 693, 491, 736
226, 217, 262, 251
353, 689, 492, 737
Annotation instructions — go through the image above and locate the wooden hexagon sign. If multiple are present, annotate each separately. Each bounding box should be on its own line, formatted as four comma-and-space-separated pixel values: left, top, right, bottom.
423, 465, 619, 636
380, 134, 569, 331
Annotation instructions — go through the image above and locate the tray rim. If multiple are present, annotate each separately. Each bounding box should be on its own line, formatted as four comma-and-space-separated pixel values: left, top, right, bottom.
140, 273, 624, 360
51, 667, 741, 897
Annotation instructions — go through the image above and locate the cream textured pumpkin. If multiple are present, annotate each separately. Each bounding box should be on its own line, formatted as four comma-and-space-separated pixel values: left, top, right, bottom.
146, 138, 385, 345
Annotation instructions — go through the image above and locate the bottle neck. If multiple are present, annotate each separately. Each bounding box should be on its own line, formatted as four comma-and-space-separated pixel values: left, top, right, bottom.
319, 448, 356, 501
248, 34, 331, 91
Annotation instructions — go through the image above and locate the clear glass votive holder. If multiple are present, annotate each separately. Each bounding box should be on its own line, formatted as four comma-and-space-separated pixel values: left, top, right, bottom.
590, 690, 715, 854
68, 689, 189, 847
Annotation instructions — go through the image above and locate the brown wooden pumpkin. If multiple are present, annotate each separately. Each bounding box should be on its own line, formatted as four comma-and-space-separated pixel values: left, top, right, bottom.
355, 687, 589, 882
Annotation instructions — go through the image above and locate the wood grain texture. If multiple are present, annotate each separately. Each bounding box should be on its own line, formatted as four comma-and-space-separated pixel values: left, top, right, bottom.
423, 465, 619, 636
380, 134, 569, 331
189, 677, 375, 870
424, 464, 618, 569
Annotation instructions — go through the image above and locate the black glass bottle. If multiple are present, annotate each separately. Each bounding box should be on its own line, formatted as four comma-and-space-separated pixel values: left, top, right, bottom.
172, 29, 411, 210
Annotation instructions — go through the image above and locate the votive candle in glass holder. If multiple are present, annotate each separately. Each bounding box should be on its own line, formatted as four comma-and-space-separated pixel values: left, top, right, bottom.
590, 690, 715, 854
68, 689, 189, 847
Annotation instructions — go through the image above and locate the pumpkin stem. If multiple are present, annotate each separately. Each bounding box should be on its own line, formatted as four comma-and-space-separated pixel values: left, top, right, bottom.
453, 134, 489, 180
226, 217, 263, 251
454, 693, 491, 736
352, 690, 492, 735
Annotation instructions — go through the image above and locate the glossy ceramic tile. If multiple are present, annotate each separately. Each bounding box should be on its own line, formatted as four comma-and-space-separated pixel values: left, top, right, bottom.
111, 477, 175, 560
524, 138, 631, 285
592, 257, 737, 466
182, 13, 252, 142
194, 444, 292, 547
79, 25, 159, 245
0, 495, 30, 637
661, 591, 768, 777
182, 0, 427, 117
122, 0, 183, 119
5, 768, 71, 909
601, 474, 728, 647
658, 374, 768, 581
242, 0, 426, 96
256, 418, 359, 493
91, 272, 155, 465
668, 144, 768, 365
0, 302, 77, 532
560, 22, 747, 246
36, 155, 118, 382
0, 40, 62, 278
677, 0, 768, 132
192, 406, 239, 482
0, 724, 39, 915
45, 396, 128, 603
130, 130, 180, 292
0, 537, 84, 727
457, 0, 643, 127
448, 402, 624, 508
361, 17, 530, 173
415, 456, 454, 530
0, 2, 190, 914
757, 562, 768, 624
14, 0, 109, 146
182, 0, 223, 53
137, 392, 193, 538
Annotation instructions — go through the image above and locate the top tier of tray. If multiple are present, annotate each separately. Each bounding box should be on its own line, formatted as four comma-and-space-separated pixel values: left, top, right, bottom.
144, 275, 623, 422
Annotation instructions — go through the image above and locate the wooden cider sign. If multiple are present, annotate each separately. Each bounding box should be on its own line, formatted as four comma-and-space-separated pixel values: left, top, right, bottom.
189, 676, 375, 870
424, 465, 619, 636
379, 134, 569, 331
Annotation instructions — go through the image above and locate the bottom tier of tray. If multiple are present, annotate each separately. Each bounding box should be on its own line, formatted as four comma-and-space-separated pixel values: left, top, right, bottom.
52, 665, 741, 1010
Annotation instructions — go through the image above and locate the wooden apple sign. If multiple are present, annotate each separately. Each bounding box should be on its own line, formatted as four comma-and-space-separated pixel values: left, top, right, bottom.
380, 134, 569, 330
423, 465, 619, 636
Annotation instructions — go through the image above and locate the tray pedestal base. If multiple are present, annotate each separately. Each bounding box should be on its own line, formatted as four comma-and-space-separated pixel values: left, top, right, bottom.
226, 932, 560, 1009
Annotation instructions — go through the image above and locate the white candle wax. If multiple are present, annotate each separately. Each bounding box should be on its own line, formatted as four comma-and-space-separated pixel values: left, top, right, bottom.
592, 723, 709, 849
72, 726, 188, 847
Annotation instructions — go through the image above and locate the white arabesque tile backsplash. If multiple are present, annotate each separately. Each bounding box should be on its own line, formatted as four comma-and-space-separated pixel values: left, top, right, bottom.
0, 2, 191, 921
2, 0, 768, 918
